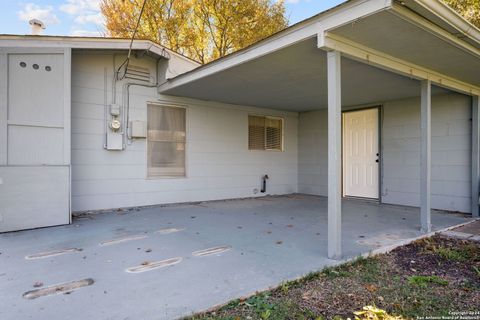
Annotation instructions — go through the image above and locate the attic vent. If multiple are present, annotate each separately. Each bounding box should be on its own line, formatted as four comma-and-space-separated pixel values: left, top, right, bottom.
124, 64, 152, 83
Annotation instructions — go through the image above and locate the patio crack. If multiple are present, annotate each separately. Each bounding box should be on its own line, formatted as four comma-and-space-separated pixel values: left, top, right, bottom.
192, 245, 232, 257
99, 234, 147, 246
126, 257, 183, 273
156, 227, 185, 235
23, 278, 94, 299
25, 248, 83, 260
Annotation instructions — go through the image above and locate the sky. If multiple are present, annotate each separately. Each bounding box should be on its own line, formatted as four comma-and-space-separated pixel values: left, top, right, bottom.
0, 0, 346, 37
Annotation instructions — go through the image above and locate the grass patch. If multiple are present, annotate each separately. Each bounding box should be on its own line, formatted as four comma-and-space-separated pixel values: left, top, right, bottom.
437, 247, 468, 261
425, 241, 479, 262
474, 266, 480, 279
407, 275, 449, 287
323, 267, 352, 279
352, 256, 381, 283
244, 293, 275, 318
184, 236, 480, 320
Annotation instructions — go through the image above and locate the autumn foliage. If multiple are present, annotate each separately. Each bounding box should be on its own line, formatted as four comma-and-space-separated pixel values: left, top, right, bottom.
442, 0, 480, 28
101, 0, 479, 64
101, 0, 288, 63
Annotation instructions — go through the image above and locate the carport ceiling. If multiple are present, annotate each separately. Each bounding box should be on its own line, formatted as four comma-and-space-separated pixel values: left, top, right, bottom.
331, 10, 480, 87
161, 38, 447, 112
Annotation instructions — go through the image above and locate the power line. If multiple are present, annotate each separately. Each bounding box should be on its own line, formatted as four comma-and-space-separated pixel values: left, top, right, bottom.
117, 0, 148, 80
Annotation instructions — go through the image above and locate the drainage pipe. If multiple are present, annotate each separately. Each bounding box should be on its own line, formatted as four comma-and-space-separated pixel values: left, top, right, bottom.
261, 175, 269, 193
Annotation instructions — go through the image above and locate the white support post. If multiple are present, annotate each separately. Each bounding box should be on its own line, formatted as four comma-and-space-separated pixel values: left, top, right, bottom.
420, 80, 432, 233
327, 50, 342, 259
472, 96, 480, 217
0, 51, 7, 165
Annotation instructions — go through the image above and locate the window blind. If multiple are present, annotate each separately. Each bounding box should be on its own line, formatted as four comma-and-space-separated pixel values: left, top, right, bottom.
248, 115, 283, 151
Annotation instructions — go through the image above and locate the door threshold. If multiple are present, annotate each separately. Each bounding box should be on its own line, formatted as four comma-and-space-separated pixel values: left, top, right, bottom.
343, 196, 380, 203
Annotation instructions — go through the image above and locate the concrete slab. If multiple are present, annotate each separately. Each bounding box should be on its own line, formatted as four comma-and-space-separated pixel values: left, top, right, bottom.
0, 195, 470, 320
452, 219, 480, 235
470, 235, 480, 242
440, 230, 473, 239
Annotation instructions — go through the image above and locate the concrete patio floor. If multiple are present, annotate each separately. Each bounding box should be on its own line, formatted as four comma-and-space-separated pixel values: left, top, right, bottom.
0, 195, 471, 320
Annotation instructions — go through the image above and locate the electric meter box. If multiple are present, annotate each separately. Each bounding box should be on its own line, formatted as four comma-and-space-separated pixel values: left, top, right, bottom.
110, 104, 120, 116
130, 121, 147, 138
107, 132, 123, 150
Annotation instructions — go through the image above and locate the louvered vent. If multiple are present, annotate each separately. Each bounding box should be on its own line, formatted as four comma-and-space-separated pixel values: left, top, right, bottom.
248, 115, 283, 151
125, 64, 152, 83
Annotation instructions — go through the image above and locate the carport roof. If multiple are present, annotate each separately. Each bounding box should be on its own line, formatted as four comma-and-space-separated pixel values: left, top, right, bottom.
159, 0, 480, 112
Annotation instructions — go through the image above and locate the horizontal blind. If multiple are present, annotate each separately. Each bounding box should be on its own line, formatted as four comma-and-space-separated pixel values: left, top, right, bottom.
265, 117, 282, 150
248, 115, 265, 150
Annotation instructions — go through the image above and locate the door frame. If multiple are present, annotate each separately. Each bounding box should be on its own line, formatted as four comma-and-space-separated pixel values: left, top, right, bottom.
341, 105, 382, 201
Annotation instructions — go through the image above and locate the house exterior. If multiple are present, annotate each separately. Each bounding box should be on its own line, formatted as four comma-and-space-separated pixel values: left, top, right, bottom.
0, 0, 479, 259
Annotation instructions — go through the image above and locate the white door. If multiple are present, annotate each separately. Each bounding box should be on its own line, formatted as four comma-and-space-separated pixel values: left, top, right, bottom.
343, 108, 379, 199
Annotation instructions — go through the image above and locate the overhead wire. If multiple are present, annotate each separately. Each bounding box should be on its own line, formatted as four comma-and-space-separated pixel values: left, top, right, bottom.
116, 0, 148, 80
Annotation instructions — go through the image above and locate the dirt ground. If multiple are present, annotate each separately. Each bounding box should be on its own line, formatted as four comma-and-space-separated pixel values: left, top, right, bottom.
186, 235, 480, 320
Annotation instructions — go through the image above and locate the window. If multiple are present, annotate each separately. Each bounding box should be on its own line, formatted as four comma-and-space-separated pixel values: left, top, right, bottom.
147, 104, 186, 177
248, 115, 283, 151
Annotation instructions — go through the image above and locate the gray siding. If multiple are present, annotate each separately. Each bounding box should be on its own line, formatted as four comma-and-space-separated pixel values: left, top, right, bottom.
382, 93, 471, 213
0, 166, 70, 231
298, 109, 328, 196
71, 53, 298, 212
298, 93, 472, 213
0, 48, 71, 232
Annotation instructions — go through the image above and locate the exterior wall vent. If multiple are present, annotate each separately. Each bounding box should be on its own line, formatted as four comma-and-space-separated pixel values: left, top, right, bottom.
124, 64, 153, 83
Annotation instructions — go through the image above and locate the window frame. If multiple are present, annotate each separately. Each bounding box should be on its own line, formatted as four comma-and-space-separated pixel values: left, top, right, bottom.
248, 114, 284, 152
146, 102, 188, 179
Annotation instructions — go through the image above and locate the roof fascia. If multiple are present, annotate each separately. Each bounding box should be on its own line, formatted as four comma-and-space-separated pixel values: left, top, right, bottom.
318, 32, 480, 96
401, 0, 480, 47
389, 3, 480, 59
0, 37, 177, 61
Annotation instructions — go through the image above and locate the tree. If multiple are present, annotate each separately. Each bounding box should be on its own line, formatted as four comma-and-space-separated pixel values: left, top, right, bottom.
101, 0, 288, 63
442, 0, 480, 28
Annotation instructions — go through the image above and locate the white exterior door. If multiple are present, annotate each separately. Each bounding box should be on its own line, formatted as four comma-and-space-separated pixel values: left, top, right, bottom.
343, 108, 379, 199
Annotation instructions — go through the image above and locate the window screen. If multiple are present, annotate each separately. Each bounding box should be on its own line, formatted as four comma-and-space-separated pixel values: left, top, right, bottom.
147, 105, 186, 177
248, 115, 283, 151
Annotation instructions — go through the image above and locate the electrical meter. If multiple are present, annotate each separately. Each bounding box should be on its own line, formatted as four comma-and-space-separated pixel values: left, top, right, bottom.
110, 119, 121, 131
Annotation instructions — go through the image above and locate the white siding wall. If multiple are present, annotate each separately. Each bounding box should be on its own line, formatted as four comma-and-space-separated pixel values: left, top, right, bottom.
298, 109, 328, 196
0, 48, 71, 232
71, 53, 298, 212
71, 52, 471, 214
163, 53, 200, 79
382, 93, 471, 213
298, 93, 472, 213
